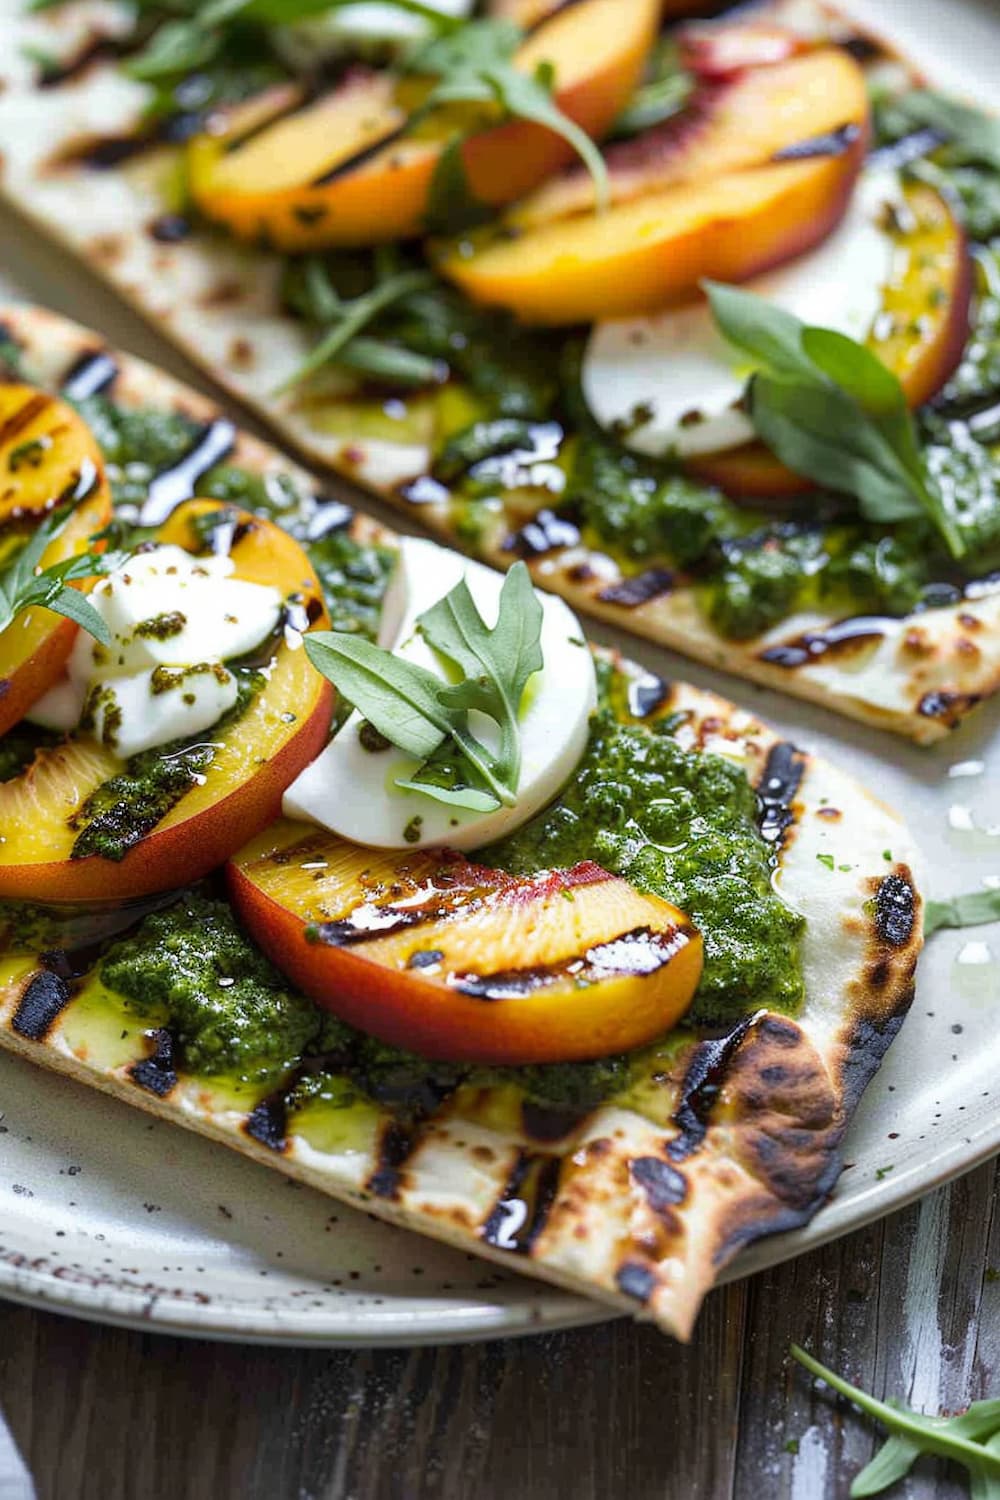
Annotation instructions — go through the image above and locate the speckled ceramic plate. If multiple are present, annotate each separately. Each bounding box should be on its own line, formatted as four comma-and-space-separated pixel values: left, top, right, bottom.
1, 0, 998, 1349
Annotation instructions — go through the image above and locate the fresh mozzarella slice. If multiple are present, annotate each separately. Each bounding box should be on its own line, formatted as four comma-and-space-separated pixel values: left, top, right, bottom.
25, 672, 86, 732
276, 0, 473, 62
68, 544, 283, 686
283, 537, 597, 850
582, 169, 903, 459
83, 664, 239, 761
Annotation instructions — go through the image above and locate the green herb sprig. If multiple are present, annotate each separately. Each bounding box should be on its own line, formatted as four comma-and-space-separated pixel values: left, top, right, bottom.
879, 89, 1000, 171
0, 513, 118, 644
705, 281, 966, 559
276, 259, 436, 394
304, 559, 543, 811
407, 19, 609, 213
792, 1345, 1000, 1498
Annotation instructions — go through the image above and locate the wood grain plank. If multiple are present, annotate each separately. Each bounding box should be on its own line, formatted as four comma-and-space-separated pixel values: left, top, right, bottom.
2, 1166, 998, 1500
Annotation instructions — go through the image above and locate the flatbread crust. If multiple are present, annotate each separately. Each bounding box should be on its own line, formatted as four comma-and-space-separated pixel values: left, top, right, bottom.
0, 0, 997, 743
0, 305, 924, 1338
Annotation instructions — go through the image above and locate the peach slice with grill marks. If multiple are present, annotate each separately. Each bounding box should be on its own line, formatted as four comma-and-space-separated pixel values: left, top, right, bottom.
509, 46, 869, 229
187, 0, 660, 251
0, 384, 112, 735
228, 822, 703, 1064
435, 136, 866, 325
0, 502, 332, 904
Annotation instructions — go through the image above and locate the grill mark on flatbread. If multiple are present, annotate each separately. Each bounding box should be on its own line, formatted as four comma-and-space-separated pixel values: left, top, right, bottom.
615, 1261, 656, 1304
759, 615, 891, 669
626, 671, 672, 721
482, 1152, 561, 1253
245, 1092, 289, 1153
138, 418, 236, 526
505, 508, 582, 559
61, 348, 119, 402
669, 1012, 762, 1162
11, 969, 71, 1041
756, 741, 807, 847
367, 1119, 415, 1200
130, 1028, 179, 1097
629, 1155, 688, 1212
874, 872, 917, 949
917, 688, 983, 726
596, 569, 674, 609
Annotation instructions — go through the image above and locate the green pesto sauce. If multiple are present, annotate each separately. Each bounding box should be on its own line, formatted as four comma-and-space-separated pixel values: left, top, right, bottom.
483, 700, 804, 1026
69, 671, 263, 862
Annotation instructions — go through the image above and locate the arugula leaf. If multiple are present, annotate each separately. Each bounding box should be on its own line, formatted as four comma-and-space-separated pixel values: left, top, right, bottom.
705, 281, 966, 559
881, 89, 1000, 170
276, 267, 435, 394
424, 136, 494, 236
304, 560, 544, 813
792, 1346, 1000, 1498
0, 512, 115, 644
418, 560, 543, 803
408, 19, 609, 212
924, 887, 1000, 935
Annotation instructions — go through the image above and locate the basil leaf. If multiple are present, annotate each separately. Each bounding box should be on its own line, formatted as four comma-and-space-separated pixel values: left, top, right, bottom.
705, 280, 966, 558
304, 633, 448, 759
924, 888, 1000, 935
884, 89, 1000, 170
0, 511, 114, 644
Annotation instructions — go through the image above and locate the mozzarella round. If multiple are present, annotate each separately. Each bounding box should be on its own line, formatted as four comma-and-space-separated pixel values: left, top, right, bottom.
28, 544, 281, 755
582, 169, 903, 459
283, 537, 597, 850
276, 0, 473, 62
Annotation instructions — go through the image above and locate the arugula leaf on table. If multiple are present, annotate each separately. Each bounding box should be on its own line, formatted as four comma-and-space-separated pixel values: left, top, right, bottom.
924, 887, 1000, 936
792, 1345, 1000, 1499
304, 560, 544, 812
705, 281, 966, 560
0, 513, 117, 644
407, 19, 609, 212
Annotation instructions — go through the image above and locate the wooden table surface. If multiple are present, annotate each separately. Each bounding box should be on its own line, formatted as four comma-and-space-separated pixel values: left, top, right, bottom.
2, 1154, 997, 1500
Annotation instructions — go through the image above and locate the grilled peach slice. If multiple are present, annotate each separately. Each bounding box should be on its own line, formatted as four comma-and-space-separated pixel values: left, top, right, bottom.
0, 385, 112, 735
491, 0, 726, 27
685, 180, 972, 501
436, 138, 865, 324
228, 822, 703, 1064
188, 0, 659, 251
510, 47, 868, 229
0, 503, 332, 904
676, 19, 808, 81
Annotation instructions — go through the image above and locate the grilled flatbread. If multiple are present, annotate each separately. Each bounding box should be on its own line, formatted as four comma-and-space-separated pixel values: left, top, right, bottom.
3, 1, 1000, 744
0, 305, 923, 1338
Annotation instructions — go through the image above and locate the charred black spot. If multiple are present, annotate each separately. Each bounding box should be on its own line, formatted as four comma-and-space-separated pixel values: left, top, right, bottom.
305, 499, 354, 539
839, 33, 882, 61
139, 419, 236, 526
616, 1261, 656, 1303
757, 741, 806, 847
149, 213, 192, 244
505, 508, 581, 559
130, 1029, 178, 1097
11, 971, 71, 1042
917, 689, 981, 724
773, 122, 860, 161
630, 1155, 687, 1211
293, 205, 328, 226
367, 1121, 414, 1200
61, 349, 119, 402
670, 1014, 758, 1161
874, 873, 916, 948
597, 568, 674, 609
627, 672, 671, 720
245, 1094, 288, 1153
481, 1152, 560, 1253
